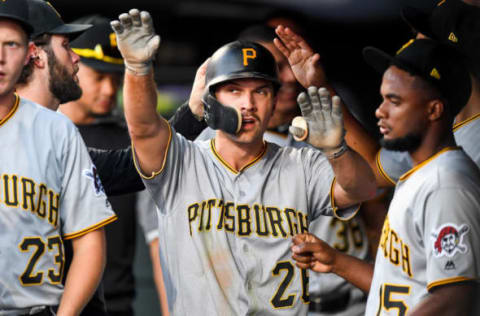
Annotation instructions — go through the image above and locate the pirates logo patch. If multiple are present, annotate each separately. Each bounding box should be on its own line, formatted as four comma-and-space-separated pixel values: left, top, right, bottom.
83, 165, 106, 196
431, 223, 469, 258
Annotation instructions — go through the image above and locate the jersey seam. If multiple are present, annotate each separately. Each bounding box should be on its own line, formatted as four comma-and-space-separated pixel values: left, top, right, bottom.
63, 214, 117, 240
452, 113, 480, 132
132, 119, 172, 180
427, 276, 474, 291
375, 150, 397, 185
399, 147, 461, 181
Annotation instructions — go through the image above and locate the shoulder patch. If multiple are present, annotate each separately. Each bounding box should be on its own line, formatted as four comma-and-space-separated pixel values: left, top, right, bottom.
431, 223, 469, 258
83, 165, 106, 196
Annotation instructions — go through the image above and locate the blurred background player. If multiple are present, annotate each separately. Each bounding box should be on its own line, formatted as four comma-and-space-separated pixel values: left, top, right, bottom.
59, 15, 140, 316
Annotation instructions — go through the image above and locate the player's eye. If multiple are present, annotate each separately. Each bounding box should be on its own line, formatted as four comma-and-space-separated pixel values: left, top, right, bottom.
5, 41, 19, 48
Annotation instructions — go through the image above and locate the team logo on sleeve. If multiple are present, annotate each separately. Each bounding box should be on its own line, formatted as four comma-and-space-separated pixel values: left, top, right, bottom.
83, 165, 106, 196
431, 223, 469, 258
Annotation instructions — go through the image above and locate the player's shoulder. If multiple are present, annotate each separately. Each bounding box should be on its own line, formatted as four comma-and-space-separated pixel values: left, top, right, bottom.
432, 149, 480, 188
21, 97, 76, 128
267, 141, 327, 164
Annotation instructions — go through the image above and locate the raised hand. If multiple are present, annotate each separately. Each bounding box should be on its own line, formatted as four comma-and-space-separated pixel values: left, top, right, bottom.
274, 25, 327, 88
188, 58, 210, 120
111, 9, 161, 75
289, 87, 347, 158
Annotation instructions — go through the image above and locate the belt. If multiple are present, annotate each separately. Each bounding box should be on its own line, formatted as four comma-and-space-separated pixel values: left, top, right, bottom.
0, 306, 56, 316
309, 291, 351, 313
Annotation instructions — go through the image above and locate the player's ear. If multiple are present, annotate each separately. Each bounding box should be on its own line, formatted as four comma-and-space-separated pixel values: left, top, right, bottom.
25, 42, 36, 66
427, 99, 444, 121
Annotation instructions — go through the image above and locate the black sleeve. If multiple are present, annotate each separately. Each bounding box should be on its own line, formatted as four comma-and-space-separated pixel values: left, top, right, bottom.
169, 101, 207, 140
88, 147, 145, 196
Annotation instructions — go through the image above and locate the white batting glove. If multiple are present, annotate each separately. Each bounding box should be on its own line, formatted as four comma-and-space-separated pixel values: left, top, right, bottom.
290, 86, 347, 158
110, 9, 161, 75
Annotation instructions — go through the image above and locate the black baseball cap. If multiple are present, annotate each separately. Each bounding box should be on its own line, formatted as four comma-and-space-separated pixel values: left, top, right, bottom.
401, 0, 480, 78
28, 0, 92, 40
363, 39, 472, 116
70, 15, 124, 73
0, 0, 33, 34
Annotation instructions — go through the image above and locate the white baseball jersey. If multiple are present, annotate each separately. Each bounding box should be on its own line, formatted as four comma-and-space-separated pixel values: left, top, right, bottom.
0, 96, 116, 313
366, 147, 480, 315
377, 113, 480, 183
134, 126, 359, 316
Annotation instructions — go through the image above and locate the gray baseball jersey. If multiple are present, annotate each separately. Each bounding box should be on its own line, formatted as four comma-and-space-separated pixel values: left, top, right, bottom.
135, 126, 359, 316
366, 147, 480, 315
193, 127, 369, 316
377, 113, 480, 183
0, 97, 116, 313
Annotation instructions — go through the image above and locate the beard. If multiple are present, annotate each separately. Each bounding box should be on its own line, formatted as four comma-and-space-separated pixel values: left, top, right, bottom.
380, 132, 422, 152
47, 49, 82, 104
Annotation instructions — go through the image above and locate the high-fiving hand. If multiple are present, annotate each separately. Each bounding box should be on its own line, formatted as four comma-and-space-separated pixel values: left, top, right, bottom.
274, 26, 327, 89
111, 9, 161, 75
290, 87, 347, 158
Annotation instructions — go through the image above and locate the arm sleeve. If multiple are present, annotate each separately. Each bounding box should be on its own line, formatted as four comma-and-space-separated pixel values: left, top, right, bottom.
88, 147, 145, 196
377, 148, 413, 184
168, 102, 207, 141
136, 189, 159, 244
133, 125, 199, 216
423, 188, 480, 291
305, 149, 359, 221
60, 129, 117, 239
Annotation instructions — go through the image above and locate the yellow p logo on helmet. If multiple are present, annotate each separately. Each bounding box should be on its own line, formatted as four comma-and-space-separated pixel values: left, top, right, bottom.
242, 48, 256, 66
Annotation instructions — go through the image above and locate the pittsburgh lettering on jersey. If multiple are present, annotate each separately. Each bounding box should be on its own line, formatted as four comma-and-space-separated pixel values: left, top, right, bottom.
187, 199, 309, 238
1, 173, 59, 228
379, 216, 413, 277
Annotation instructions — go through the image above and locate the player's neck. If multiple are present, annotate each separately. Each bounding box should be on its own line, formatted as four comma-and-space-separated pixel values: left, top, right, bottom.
214, 133, 266, 172
0, 92, 18, 121
455, 75, 480, 123
16, 72, 59, 111
409, 127, 456, 166
58, 102, 94, 125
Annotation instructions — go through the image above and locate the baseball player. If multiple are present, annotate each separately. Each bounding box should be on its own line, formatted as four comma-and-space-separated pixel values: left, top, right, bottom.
291, 39, 480, 315
111, 8, 376, 315
193, 24, 373, 315
0, 0, 116, 315
375, 0, 480, 184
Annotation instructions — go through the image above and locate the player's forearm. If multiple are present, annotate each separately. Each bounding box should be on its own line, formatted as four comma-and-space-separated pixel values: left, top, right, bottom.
57, 229, 106, 316
124, 71, 164, 139
333, 252, 374, 293
341, 104, 391, 188
410, 283, 478, 316
329, 149, 377, 207
149, 239, 170, 316
123, 71, 170, 175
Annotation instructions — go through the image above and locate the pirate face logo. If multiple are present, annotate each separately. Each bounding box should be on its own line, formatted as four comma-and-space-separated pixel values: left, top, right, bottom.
431, 223, 469, 258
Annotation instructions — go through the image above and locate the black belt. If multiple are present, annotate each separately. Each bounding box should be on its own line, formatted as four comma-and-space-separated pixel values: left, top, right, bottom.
309, 291, 351, 313
21, 306, 57, 316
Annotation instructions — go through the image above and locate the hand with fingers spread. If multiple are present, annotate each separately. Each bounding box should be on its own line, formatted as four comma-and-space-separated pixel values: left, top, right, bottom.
274, 25, 327, 89
289, 86, 347, 158
110, 9, 161, 75
291, 233, 338, 273
188, 58, 211, 120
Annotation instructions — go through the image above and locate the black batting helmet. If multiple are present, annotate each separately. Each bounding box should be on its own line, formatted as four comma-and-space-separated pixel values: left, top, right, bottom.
205, 40, 280, 93
202, 40, 280, 135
